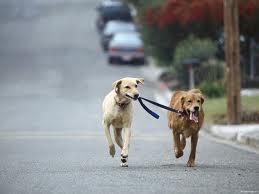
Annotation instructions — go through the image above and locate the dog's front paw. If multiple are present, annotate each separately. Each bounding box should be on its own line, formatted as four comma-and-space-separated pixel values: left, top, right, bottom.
187, 159, 195, 167
121, 154, 128, 162
121, 162, 128, 167
109, 144, 116, 157
121, 154, 128, 167
174, 149, 183, 158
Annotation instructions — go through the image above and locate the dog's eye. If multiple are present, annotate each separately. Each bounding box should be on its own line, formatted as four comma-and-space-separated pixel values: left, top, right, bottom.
187, 100, 192, 103
135, 84, 137, 88
197, 100, 200, 103
125, 86, 130, 89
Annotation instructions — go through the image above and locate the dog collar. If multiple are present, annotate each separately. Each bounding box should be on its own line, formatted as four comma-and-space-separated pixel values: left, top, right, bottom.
114, 97, 130, 109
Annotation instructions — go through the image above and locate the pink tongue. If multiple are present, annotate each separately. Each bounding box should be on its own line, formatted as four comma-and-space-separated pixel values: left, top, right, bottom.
190, 112, 198, 123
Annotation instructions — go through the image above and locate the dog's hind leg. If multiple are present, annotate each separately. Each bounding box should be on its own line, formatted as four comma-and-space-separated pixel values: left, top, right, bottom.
187, 133, 198, 167
180, 135, 186, 150
103, 121, 115, 157
114, 127, 123, 149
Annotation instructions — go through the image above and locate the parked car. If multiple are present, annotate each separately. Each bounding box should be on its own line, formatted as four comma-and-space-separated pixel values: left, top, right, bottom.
101, 21, 137, 51
107, 32, 145, 64
96, 1, 133, 32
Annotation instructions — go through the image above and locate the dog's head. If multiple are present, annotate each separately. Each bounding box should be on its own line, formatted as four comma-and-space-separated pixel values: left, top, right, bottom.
112, 77, 144, 100
181, 89, 204, 123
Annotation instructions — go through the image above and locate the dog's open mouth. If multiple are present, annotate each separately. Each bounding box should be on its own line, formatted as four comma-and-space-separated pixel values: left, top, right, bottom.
126, 94, 138, 101
188, 110, 199, 123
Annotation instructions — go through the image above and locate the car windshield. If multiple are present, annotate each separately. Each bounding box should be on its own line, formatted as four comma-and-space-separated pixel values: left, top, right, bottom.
101, 1, 122, 7
101, 5, 132, 20
104, 22, 136, 34
97, 1, 122, 12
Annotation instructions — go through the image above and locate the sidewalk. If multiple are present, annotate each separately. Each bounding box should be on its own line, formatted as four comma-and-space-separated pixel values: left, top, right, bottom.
207, 124, 259, 149
141, 61, 259, 150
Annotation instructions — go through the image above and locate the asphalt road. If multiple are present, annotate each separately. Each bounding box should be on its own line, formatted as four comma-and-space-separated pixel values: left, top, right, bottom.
0, 0, 258, 194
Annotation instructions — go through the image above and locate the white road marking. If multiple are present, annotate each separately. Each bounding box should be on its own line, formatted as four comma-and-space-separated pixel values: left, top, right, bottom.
0, 131, 169, 141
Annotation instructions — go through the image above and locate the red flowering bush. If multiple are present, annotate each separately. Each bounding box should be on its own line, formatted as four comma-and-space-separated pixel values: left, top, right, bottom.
142, 0, 259, 38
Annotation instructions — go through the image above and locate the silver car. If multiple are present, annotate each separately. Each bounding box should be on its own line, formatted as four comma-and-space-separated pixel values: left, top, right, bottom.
101, 21, 137, 51
107, 32, 145, 64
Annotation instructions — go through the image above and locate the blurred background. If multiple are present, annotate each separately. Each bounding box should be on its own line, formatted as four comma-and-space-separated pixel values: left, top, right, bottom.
0, 0, 259, 193
0, 0, 258, 133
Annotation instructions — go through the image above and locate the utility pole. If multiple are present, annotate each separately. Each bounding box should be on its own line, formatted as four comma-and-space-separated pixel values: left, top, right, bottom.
224, 0, 241, 124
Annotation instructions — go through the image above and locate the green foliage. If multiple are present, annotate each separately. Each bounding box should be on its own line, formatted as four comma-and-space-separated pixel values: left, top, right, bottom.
241, 76, 259, 88
195, 59, 225, 85
128, 0, 186, 65
130, 0, 259, 85
200, 81, 225, 98
205, 95, 259, 124
197, 59, 226, 98
140, 24, 179, 64
173, 35, 217, 68
172, 35, 218, 87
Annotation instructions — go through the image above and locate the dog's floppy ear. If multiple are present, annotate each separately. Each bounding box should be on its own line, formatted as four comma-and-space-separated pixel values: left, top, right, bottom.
112, 80, 122, 93
136, 78, 144, 85
200, 94, 205, 104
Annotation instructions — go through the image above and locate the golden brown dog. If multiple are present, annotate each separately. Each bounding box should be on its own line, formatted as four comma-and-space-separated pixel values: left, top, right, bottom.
167, 89, 204, 167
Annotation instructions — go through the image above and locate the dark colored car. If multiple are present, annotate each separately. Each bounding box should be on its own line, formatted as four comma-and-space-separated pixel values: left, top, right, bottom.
96, 0, 133, 32
107, 32, 145, 64
101, 21, 137, 51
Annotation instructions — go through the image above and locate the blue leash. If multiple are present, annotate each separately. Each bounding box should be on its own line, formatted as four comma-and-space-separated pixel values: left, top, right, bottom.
137, 96, 184, 119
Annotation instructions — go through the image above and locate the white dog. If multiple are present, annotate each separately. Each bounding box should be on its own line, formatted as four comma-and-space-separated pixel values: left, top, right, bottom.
102, 77, 144, 167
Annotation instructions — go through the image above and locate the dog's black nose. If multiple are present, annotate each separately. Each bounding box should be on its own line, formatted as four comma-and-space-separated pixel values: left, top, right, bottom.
134, 94, 139, 99
194, 106, 199, 111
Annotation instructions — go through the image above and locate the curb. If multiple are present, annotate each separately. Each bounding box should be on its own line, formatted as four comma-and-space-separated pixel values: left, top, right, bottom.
236, 130, 259, 149
203, 124, 259, 150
